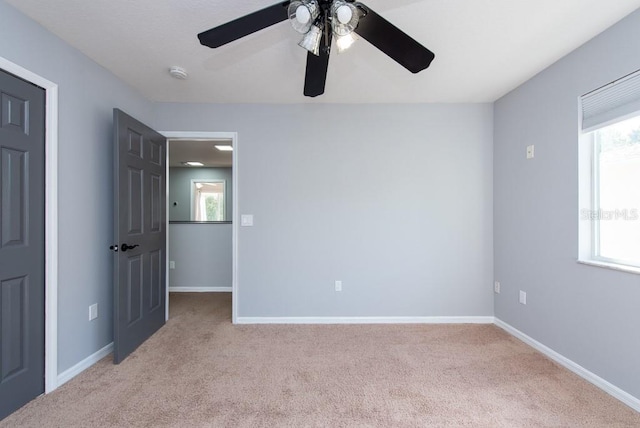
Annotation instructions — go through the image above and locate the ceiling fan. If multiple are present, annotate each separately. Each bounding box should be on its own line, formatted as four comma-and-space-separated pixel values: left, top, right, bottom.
197, 0, 435, 97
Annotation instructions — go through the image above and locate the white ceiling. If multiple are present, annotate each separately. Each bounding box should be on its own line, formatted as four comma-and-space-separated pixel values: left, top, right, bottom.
6, 0, 640, 103
169, 139, 233, 167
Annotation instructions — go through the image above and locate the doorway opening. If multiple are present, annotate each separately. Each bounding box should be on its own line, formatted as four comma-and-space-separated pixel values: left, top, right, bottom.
162, 132, 238, 324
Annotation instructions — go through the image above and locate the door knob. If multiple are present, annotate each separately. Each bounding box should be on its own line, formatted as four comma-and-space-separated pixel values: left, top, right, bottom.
109, 245, 119, 252
121, 243, 139, 252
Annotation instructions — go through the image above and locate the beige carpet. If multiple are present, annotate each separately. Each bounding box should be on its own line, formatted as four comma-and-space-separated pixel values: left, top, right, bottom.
2, 293, 638, 427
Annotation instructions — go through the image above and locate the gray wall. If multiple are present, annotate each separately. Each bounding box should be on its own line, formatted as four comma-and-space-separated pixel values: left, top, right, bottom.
154, 103, 495, 318
169, 167, 232, 221
494, 10, 640, 399
0, 1, 154, 373
169, 224, 232, 289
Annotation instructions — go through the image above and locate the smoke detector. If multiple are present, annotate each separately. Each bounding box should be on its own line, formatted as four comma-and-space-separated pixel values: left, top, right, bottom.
168, 66, 188, 80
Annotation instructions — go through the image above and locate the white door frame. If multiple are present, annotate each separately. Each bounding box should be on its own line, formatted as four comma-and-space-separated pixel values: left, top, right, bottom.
0, 56, 59, 393
161, 131, 239, 324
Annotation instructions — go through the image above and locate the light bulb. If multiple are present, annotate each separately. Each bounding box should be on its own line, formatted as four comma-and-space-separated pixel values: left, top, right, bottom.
336, 5, 353, 24
296, 5, 311, 24
336, 33, 357, 53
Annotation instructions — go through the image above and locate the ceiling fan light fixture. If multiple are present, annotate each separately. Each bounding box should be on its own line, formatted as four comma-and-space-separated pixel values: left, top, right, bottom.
298, 24, 323, 56
330, 1, 359, 36
197, 0, 436, 97
288, 1, 320, 34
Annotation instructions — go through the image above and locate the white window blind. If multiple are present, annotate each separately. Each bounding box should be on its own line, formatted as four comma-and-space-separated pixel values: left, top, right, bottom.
581, 69, 640, 133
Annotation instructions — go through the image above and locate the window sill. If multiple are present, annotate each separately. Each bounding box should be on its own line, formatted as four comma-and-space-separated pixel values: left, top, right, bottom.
577, 259, 640, 275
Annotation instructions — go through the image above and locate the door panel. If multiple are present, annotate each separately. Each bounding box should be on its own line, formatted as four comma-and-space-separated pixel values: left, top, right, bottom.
1, 93, 28, 134
128, 167, 143, 234
0, 69, 45, 420
1, 276, 27, 381
150, 174, 162, 232
127, 255, 143, 325
1, 147, 26, 247
128, 130, 143, 158
113, 109, 166, 364
149, 250, 162, 310
149, 140, 162, 165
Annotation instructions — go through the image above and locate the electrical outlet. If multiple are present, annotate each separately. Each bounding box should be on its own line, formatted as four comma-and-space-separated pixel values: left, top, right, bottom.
519, 290, 527, 305
494, 281, 501, 294
526, 145, 535, 159
169, 261, 175, 269
89, 303, 98, 321
335, 280, 342, 292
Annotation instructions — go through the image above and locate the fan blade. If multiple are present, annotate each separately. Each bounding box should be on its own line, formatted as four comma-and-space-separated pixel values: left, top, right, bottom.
304, 31, 333, 97
353, 3, 435, 73
198, 2, 290, 48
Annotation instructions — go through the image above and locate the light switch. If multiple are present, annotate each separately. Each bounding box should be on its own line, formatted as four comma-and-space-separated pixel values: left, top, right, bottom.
241, 214, 254, 227
89, 304, 98, 321
519, 290, 527, 305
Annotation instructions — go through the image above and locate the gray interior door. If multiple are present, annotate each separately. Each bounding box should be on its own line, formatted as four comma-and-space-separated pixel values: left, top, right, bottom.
113, 109, 166, 364
0, 70, 45, 419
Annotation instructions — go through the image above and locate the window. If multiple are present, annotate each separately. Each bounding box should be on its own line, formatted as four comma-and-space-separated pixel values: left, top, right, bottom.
191, 180, 225, 221
579, 70, 640, 271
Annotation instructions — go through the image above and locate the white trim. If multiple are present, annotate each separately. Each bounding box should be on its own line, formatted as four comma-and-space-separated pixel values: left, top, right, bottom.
160, 131, 239, 324
495, 318, 640, 413
163, 132, 237, 141
56, 342, 113, 388
237, 316, 495, 325
169, 287, 232, 293
0, 57, 59, 394
232, 134, 238, 324
577, 130, 594, 262
577, 259, 640, 275
165, 137, 170, 321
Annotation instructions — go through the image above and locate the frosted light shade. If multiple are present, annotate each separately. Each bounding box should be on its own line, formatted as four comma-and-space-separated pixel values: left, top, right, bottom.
289, 1, 320, 34
296, 5, 311, 24
336, 5, 353, 24
330, 1, 359, 36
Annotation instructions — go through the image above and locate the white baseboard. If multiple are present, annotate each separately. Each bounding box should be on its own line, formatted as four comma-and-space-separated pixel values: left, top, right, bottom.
495, 318, 640, 413
169, 287, 232, 293
236, 316, 495, 325
56, 342, 113, 387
